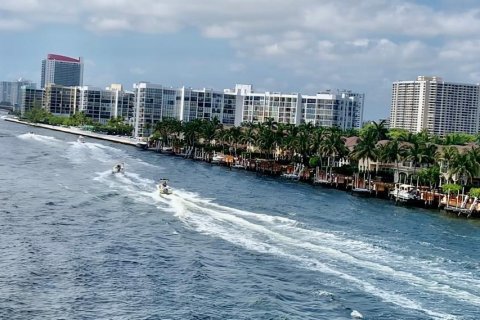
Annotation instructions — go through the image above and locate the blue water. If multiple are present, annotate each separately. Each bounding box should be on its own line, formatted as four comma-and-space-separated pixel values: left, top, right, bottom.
1, 116, 480, 319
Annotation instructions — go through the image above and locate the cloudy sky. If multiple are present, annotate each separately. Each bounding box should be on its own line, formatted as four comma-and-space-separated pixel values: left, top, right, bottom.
1, 0, 480, 120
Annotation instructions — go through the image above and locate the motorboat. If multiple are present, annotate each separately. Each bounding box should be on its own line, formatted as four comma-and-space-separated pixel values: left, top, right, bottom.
161, 146, 174, 154
112, 162, 125, 174
157, 179, 173, 195
282, 164, 303, 180
77, 135, 85, 143
211, 153, 225, 164
136, 141, 148, 149
390, 184, 419, 203
351, 187, 372, 197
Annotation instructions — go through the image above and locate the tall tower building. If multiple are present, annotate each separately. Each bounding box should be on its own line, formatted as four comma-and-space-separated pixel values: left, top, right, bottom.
390, 76, 480, 136
41, 54, 83, 89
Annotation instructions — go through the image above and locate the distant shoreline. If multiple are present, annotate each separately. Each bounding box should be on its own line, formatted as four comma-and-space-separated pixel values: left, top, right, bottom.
3, 115, 480, 219
3, 116, 140, 147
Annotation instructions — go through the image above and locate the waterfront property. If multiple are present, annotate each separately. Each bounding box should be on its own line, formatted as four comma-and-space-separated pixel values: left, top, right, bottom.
3, 112, 480, 319
7, 114, 480, 218
390, 76, 480, 136
17, 78, 365, 140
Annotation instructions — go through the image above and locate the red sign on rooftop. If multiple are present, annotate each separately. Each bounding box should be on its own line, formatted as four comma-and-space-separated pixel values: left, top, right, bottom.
47, 54, 81, 63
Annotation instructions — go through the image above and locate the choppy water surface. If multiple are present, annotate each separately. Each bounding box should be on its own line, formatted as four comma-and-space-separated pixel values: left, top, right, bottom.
1, 117, 479, 319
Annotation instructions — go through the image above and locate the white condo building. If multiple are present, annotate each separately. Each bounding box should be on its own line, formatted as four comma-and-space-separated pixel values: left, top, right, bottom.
132, 83, 364, 138
132, 83, 180, 138
78, 85, 135, 124
226, 85, 364, 130
34, 80, 364, 139
390, 76, 480, 135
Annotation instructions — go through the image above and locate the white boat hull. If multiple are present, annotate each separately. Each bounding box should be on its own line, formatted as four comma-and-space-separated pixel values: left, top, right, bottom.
112, 164, 125, 174
158, 185, 173, 195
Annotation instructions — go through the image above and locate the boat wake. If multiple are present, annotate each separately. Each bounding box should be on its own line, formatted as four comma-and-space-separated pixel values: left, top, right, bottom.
18, 132, 62, 146
93, 170, 478, 320
22, 131, 474, 320
17, 132, 158, 169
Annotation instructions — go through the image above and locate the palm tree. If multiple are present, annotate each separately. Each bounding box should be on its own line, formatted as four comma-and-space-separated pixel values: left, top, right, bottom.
406, 141, 427, 173
227, 126, 242, 156
320, 128, 347, 174
240, 122, 257, 158
182, 119, 203, 158
201, 119, 220, 149
350, 129, 377, 172
415, 129, 431, 144
422, 143, 438, 166
278, 123, 299, 161
437, 146, 459, 184
371, 120, 388, 141
379, 139, 408, 182
256, 125, 278, 159
451, 152, 477, 185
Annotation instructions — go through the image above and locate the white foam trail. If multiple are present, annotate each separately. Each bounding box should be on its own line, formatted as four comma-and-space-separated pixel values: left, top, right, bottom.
93, 169, 478, 320
17, 132, 62, 146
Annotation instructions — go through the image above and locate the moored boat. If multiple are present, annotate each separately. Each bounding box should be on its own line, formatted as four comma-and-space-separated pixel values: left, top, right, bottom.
136, 141, 148, 149
211, 153, 225, 164
390, 184, 419, 204
351, 187, 372, 197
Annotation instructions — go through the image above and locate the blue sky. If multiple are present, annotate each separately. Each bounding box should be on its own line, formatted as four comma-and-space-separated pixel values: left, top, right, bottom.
2, 0, 480, 120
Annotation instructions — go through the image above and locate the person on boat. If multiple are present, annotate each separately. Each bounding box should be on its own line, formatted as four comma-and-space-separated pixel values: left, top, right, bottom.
162, 181, 168, 188
115, 164, 121, 172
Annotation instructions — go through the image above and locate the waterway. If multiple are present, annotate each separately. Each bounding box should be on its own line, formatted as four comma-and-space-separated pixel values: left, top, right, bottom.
1, 116, 479, 319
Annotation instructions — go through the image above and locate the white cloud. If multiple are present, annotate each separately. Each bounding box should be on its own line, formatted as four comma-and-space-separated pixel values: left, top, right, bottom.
130, 67, 146, 75
3, 0, 480, 118
0, 18, 29, 30
202, 25, 238, 39
87, 17, 131, 32
229, 63, 245, 72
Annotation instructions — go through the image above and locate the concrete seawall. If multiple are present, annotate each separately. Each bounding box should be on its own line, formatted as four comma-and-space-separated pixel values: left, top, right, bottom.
3, 117, 141, 147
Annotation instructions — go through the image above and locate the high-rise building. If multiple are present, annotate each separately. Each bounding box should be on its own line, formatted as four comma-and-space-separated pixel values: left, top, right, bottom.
179, 87, 238, 125
0, 79, 36, 109
41, 54, 83, 89
302, 90, 364, 130
43, 84, 79, 116
106, 84, 135, 124
390, 76, 480, 135
19, 86, 43, 116
225, 85, 364, 130
131, 82, 364, 138
77, 85, 135, 124
132, 82, 181, 138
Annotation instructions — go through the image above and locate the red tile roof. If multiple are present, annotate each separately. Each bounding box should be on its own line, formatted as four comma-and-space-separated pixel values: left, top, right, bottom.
47, 54, 80, 63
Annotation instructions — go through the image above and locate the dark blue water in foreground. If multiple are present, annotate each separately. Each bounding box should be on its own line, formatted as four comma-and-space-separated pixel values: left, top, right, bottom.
1, 116, 480, 320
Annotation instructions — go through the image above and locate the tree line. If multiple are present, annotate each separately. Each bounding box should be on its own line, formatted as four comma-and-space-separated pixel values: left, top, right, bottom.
23, 107, 133, 136
23, 108, 480, 188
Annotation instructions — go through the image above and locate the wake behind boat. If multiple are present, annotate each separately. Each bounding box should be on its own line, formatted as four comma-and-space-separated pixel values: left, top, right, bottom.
157, 179, 173, 195
112, 162, 125, 174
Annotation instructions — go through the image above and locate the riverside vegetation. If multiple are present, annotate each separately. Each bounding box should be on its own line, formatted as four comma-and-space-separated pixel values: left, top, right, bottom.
21, 108, 480, 201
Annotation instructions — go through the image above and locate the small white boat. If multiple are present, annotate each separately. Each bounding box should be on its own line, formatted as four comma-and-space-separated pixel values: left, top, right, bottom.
77, 135, 85, 143
211, 153, 225, 164
136, 141, 148, 149
157, 179, 173, 195
281, 173, 300, 180
351, 187, 372, 197
390, 184, 418, 203
112, 162, 125, 174
162, 146, 174, 154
